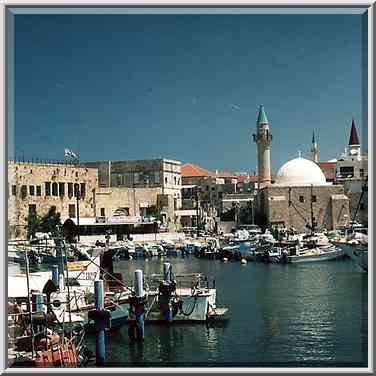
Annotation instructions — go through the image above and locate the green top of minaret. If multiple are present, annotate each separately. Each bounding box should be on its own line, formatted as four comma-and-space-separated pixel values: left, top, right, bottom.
257, 104, 269, 125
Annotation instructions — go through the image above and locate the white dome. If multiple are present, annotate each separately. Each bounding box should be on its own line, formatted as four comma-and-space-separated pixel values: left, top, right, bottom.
274, 157, 328, 186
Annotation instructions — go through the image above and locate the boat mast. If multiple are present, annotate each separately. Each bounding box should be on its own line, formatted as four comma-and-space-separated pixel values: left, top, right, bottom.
24, 245, 35, 359
350, 178, 367, 229
310, 184, 315, 235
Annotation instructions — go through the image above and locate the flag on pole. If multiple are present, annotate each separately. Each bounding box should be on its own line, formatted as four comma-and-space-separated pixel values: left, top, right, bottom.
64, 148, 78, 159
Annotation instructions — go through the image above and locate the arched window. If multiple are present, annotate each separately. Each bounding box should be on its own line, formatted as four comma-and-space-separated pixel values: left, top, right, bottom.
52, 182, 58, 196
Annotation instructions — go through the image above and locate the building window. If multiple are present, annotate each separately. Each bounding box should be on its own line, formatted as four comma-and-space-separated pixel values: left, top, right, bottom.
74, 183, 80, 198
174, 176, 177, 185
312, 195, 317, 202
29, 186, 35, 196
339, 166, 354, 178
154, 172, 160, 184
28, 204, 36, 216
52, 182, 58, 196
80, 183, 86, 198
165, 177, 167, 184
36, 186, 41, 196
45, 182, 51, 196
21, 185, 27, 199
74, 183, 80, 197
360, 203, 365, 211
68, 183, 73, 197
59, 182, 65, 197
100, 208, 105, 217
360, 169, 365, 178
299, 195, 304, 203
12, 185, 16, 195
69, 204, 76, 218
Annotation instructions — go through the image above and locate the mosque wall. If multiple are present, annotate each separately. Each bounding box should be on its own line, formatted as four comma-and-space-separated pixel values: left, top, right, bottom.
261, 185, 350, 232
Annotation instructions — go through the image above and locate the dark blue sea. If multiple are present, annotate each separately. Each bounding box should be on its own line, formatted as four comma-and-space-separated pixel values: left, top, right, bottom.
84, 257, 368, 368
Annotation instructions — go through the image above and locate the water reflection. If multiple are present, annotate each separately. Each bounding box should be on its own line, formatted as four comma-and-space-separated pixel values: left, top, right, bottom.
95, 258, 367, 366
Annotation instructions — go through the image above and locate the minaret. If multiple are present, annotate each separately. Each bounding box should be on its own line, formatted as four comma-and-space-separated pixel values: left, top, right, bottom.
311, 130, 318, 163
252, 105, 272, 188
348, 118, 361, 157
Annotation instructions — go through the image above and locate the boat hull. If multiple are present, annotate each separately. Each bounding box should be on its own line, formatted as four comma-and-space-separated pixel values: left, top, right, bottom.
288, 248, 344, 263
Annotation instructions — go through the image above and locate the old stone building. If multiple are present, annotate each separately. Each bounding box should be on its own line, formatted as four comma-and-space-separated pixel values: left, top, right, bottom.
318, 119, 368, 225
260, 157, 350, 231
8, 158, 184, 239
252, 106, 350, 232
8, 161, 98, 239
335, 120, 368, 225
82, 159, 182, 225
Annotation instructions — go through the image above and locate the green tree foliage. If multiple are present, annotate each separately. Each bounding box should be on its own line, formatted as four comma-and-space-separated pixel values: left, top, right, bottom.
27, 211, 41, 239
39, 206, 62, 236
27, 206, 62, 238
146, 205, 163, 222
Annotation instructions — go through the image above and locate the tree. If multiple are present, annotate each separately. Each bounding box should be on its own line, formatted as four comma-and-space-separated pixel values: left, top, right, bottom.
146, 205, 163, 222
27, 211, 41, 239
39, 206, 62, 236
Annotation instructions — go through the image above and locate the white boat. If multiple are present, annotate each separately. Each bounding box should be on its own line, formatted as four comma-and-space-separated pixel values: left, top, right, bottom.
335, 235, 368, 272
288, 245, 344, 263
132, 272, 228, 323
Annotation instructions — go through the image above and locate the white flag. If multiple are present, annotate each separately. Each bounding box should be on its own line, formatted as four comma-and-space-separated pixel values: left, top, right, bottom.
64, 148, 78, 159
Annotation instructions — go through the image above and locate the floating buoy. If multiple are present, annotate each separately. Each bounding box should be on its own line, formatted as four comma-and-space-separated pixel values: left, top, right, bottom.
222, 258, 228, 262
241, 258, 247, 265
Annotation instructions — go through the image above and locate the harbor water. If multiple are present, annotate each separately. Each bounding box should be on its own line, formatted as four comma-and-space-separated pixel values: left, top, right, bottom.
83, 257, 368, 367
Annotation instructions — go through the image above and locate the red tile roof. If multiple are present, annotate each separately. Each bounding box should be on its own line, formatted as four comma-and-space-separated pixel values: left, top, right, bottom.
181, 163, 212, 177
318, 161, 336, 180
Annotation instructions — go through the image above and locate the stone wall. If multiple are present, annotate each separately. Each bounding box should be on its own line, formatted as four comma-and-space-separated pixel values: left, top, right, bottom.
8, 161, 98, 239
82, 158, 182, 210
262, 184, 350, 232
95, 186, 163, 218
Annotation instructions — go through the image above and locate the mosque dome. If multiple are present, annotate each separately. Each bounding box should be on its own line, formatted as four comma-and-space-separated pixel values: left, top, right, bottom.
274, 157, 328, 186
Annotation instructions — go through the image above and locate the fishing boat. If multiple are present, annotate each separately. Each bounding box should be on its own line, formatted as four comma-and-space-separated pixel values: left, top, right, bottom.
287, 244, 344, 263
128, 267, 228, 324
8, 246, 92, 367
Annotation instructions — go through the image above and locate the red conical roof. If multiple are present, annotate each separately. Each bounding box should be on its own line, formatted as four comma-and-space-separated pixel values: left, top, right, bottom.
349, 119, 360, 145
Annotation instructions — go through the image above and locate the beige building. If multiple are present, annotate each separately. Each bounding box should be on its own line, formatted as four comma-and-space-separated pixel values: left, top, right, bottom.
259, 157, 350, 232
82, 158, 182, 225
8, 161, 98, 239
8, 158, 183, 239
335, 120, 368, 225
251, 106, 350, 232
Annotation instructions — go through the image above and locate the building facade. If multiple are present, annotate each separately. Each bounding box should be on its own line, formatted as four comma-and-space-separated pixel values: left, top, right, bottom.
8, 161, 98, 239
82, 158, 182, 226
251, 106, 350, 232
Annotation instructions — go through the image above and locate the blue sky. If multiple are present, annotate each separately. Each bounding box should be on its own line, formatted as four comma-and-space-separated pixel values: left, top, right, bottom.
10, 11, 367, 173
